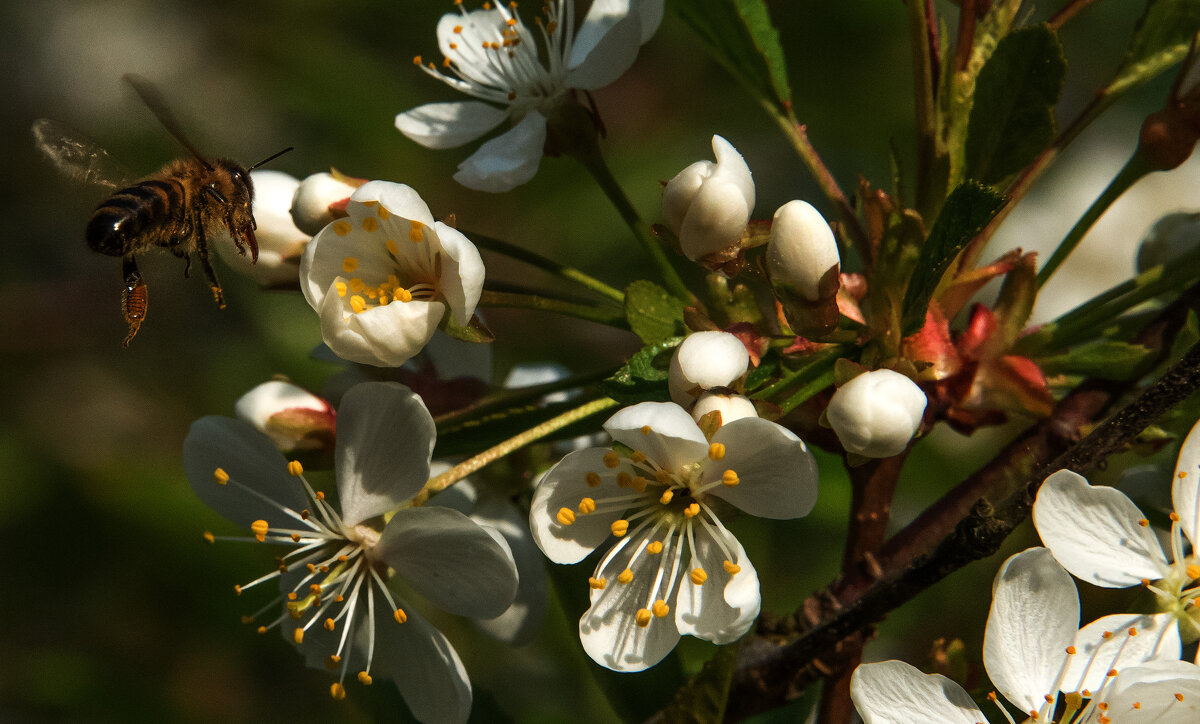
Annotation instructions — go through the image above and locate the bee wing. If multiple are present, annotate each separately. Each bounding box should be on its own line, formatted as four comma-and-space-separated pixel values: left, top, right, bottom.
123, 73, 213, 171
31, 118, 131, 190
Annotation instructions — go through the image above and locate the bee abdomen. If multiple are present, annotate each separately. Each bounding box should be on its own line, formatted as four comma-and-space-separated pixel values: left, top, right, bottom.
87, 178, 185, 256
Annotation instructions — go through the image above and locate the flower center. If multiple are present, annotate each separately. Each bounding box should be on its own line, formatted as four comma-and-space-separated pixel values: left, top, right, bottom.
330, 212, 443, 316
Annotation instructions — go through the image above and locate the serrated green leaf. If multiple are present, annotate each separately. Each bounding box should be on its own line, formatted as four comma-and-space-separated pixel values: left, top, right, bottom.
604, 338, 681, 403
626, 280, 687, 344
661, 640, 741, 724
901, 182, 1007, 335
1038, 341, 1156, 381
964, 25, 1066, 186
1109, 0, 1200, 96
671, 0, 791, 113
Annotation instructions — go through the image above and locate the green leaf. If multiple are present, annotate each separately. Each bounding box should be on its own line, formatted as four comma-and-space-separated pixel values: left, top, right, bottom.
603, 338, 681, 404
671, 0, 791, 113
626, 280, 686, 344
1038, 341, 1156, 381
661, 640, 741, 724
901, 182, 1007, 335
1108, 0, 1200, 96
964, 25, 1066, 186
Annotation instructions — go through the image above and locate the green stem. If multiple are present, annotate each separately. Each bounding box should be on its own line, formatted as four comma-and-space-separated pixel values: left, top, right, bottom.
573, 147, 693, 303
751, 345, 844, 402
465, 230, 625, 303
1036, 152, 1153, 289
413, 397, 619, 505
434, 366, 617, 433
777, 368, 838, 416
479, 289, 628, 327
907, 0, 940, 220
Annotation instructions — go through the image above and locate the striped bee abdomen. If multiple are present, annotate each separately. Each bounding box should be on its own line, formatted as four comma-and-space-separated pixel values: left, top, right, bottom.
86, 178, 186, 257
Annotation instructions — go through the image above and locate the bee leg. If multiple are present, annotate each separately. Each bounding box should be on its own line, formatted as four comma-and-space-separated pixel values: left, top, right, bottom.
121, 256, 148, 348
194, 212, 226, 309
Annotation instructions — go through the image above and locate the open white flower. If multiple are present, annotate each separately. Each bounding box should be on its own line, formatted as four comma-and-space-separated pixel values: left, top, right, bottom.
852, 548, 1197, 724
1033, 418, 1200, 659
183, 382, 518, 723
300, 181, 485, 368
529, 401, 818, 671
397, 0, 664, 192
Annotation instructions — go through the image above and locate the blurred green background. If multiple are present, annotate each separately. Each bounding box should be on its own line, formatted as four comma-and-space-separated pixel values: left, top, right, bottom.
3, 1, 1198, 722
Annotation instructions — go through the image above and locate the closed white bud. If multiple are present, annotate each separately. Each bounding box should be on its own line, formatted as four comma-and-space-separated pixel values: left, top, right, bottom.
767, 200, 840, 302
214, 170, 310, 285
826, 369, 926, 458
691, 393, 758, 425
291, 172, 358, 236
668, 331, 750, 408
661, 135, 755, 260
1136, 211, 1200, 273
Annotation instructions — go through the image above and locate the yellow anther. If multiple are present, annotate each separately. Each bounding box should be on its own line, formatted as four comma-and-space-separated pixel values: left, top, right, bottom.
616, 472, 633, 487
659, 490, 674, 505
1102, 631, 1114, 639
585, 471, 602, 487
394, 608, 407, 624
386, 239, 399, 255
611, 519, 629, 536
684, 503, 700, 518
652, 600, 670, 618
1141, 578, 1151, 586
293, 628, 305, 644
394, 288, 413, 303
724, 560, 741, 575
287, 592, 297, 601
588, 577, 607, 590
213, 467, 230, 485
640, 425, 652, 435
316, 491, 325, 501
506, 17, 516, 25
630, 451, 647, 464
1171, 512, 1181, 522
690, 568, 707, 585
330, 682, 346, 700
250, 519, 269, 542
287, 460, 304, 476
635, 608, 652, 627
618, 568, 633, 584
603, 451, 620, 468
234, 584, 243, 596
350, 295, 367, 314
578, 497, 596, 514
412, 55, 422, 65
326, 654, 341, 669
358, 671, 373, 685
722, 470, 740, 487
453, 24, 463, 33
632, 476, 648, 493
647, 541, 664, 555
323, 618, 335, 631
348, 277, 365, 292
556, 507, 576, 526
203, 531, 215, 543
1066, 646, 1077, 654
333, 220, 352, 236
307, 563, 317, 573
1128, 627, 1138, 636
362, 217, 379, 232
1188, 564, 1200, 580
708, 443, 726, 460
655, 470, 672, 485
408, 220, 424, 242
335, 280, 347, 297
1107, 668, 1118, 677
1176, 693, 1185, 702
256, 625, 267, 634
1138, 518, 1150, 527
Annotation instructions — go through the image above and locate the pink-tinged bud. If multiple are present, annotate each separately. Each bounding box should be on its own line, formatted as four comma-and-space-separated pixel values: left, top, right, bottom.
826, 369, 927, 458
1136, 211, 1200, 273
235, 381, 336, 457
767, 200, 840, 302
291, 172, 359, 236
668, 331, 750, 409
661, 135, 755, 261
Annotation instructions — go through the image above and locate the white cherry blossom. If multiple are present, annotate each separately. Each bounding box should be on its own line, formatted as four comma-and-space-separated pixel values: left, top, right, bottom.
397, 0, 664, 192
529, 401, 818, 671
184, 382, 518, 723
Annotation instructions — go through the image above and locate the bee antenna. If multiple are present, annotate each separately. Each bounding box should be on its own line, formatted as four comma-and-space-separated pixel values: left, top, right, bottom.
250, 146, 294, 171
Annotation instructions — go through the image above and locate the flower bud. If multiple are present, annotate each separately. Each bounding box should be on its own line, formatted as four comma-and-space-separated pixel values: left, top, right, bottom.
691, 393, 758, 425
1136, 211, 1200, 273
235, 381, 336, 457
826, 369, 926, 458
291, 172, 359, 236
214, 170, 309, 286
767, 200, 840, 302
661, 135, 755, 261
668, 331, 750, 408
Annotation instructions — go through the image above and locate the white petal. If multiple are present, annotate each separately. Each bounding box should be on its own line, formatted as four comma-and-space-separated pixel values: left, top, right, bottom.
349, 181, 436, 228
182, 416, 307, 527
1172, 417, 1200, 548
1033, 470, 1167, 587
690, 393, 758, 425
453, 112, 546, 192
1103, 660, 1200, 723
704, 418, 819, 519
675, 528, 759, 644
317, 284, 445, 367
850, 660, 987, 724
370, 605, 473, 724
668, 331, 749, 407
567, 2, 644, 90
529, 448, 632, 564
984, 548, 1078, 715
678, 176, 753, 260
432, 221, 485, 325
603, 402, 708, 472
711, 135, 755, 209
234, 380, 327, 430
335, 382, 435, 525
377, 506, 519, 619
469, 494, 548, 645
1063, 612, 1182, 694
396, 100, 510, 149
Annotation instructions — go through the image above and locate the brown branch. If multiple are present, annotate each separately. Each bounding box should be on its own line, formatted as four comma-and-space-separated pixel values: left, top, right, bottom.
1048, 0, 1099, 30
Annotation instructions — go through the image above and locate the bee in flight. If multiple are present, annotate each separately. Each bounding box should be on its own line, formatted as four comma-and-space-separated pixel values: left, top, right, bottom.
32, 74, 292, 346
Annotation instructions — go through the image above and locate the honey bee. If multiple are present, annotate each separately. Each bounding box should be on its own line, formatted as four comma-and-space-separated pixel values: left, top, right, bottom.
32, 74, 292, 346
